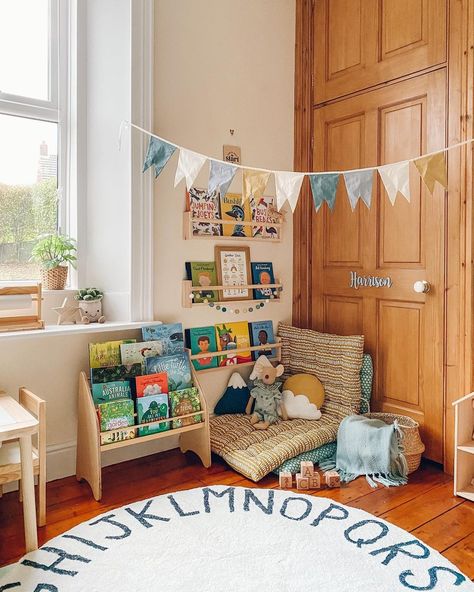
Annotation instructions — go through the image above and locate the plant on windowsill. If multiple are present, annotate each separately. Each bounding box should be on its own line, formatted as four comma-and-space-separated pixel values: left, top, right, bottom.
30, 234, 77, 290
74, 288, 105, 324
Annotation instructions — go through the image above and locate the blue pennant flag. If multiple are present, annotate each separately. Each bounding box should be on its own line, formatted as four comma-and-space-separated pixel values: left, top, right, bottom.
208, 160, 237, 198
343, 169, 374, 210
309, 173, 339, 212
143, 137, 177, 178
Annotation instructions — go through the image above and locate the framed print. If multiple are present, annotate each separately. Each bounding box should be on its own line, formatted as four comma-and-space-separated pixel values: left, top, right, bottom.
215, 245, 252, 301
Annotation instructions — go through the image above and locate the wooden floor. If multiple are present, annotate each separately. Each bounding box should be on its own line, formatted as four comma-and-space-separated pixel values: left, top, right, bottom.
1, 450, 474, 577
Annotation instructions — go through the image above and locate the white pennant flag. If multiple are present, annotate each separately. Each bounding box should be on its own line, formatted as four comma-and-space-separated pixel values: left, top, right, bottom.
378, 161, 410, 205
275, 171, 305, 212
174, 148, 207, 190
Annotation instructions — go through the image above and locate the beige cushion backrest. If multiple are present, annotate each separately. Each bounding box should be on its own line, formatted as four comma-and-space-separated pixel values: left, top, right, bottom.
278, 323, 364, 418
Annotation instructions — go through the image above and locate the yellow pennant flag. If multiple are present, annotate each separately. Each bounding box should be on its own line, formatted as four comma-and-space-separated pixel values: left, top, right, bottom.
243, 169, 271, 203
413, 152, 448, 194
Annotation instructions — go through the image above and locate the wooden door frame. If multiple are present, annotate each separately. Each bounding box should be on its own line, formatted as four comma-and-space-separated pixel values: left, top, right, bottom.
293, 0, 474, 473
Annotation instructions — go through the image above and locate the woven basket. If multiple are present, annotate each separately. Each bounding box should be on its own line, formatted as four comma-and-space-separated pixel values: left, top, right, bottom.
41, 266, 68, 290
364, 412, 425, 474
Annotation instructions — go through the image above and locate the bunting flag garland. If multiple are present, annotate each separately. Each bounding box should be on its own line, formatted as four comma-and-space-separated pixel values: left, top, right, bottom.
174, 148, 207, 190
275, 171, 305, 212
309, 173, 339, 212
378, 161, 410, 205
142, 137, 177, 178
343, 169, 375, 210
208, 160, 237, 198
129, 122, 474, 215
413, 152, 448, 194
243, 169, 271, 204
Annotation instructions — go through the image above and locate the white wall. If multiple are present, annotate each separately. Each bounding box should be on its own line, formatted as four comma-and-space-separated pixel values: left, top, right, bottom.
153, 0, 296, 407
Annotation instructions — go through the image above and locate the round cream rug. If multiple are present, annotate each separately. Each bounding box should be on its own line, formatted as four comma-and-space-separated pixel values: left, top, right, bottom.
1, 486, 472, 592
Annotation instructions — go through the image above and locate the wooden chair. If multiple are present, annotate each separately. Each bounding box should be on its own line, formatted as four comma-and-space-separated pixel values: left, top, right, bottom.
0, 388, 46, 526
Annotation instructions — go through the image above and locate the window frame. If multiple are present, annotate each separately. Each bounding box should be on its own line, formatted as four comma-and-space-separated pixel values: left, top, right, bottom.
0, 0, 71, 284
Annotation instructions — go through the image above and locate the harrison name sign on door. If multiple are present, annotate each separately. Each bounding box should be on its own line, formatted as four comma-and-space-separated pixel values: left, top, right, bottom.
350, 271, 393, 289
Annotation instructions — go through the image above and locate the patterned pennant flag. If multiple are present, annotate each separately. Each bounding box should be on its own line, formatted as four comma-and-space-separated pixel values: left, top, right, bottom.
174, 148, 207, 190
378, 161, 411, 205
343, 169, 375, 210
208, 160, 238, 198
242, 169, 271, 203
309, 173, 340, 212
142, 137, 177, 178
275, 171, 305, 212
413, 152, 448, 194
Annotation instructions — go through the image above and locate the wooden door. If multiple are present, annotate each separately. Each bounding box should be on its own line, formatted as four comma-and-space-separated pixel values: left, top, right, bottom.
312, 70, 446, 461
314, 0, 447, 103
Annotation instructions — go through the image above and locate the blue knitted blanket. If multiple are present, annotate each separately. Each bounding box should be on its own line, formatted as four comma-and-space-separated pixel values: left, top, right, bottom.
320, 414, 408, 487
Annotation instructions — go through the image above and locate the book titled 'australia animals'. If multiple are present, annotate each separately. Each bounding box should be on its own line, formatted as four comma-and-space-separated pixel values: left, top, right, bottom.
185, 261, 218, 303
185, 326, 218, 370
89, 340, 136, 369
91, 381, 132, 405
145, 352, 192, 391
142, 323, 184, 356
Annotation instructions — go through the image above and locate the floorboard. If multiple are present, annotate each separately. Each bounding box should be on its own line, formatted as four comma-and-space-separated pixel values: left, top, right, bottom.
1, 450, 473, 580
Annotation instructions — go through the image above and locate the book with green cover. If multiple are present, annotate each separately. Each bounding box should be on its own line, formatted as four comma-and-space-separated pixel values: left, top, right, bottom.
185, 261, 218, 303
169, 387, 202, 429
92, 381, 132, 405
89, 340, 136, 369
185, 326, 218, 370
90, 363, 142, 385
136, 393, 170, 436
97, 399, 135, 432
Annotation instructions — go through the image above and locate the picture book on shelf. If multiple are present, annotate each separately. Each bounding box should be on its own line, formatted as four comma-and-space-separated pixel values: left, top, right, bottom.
169, 387, 202, 428
100, 428, 136, 446
185, 326, 218, 370
97, 399, 134, 432
251, 262, 276, 300
249, 320, 277, 361
92, 381, 132, 405
120, 341, 163, 367
215, 321, 252, 366
89, 340, 136, 369
136, 393, 170, 435
135, 372, 168, 397
90, 364, 142, 385
145, 352, 192, 391
142, 323, 184, 355
250, 194, 280, 239
185, 261, 218, 303
187, 186, 222, 236
220, 192, 252, 238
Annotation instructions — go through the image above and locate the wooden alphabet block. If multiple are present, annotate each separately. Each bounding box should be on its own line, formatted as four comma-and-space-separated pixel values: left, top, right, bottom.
296, 472, 309, 490
325, 470, 341, 488
279, 471, 293, 489
300, 461, 314, 478
309, 473, 321, 489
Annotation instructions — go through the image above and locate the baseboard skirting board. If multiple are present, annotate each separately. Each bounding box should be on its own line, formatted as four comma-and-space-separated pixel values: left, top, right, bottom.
2, 435, 179, 494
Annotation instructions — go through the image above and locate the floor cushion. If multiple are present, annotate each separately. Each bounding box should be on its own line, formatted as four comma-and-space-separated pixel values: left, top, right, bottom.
210, 323, 364, 481
274, 353, 373, 475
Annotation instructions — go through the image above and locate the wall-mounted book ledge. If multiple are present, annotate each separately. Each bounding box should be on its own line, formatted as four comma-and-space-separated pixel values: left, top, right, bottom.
75, 368, 211, 501
182, 212, 283, 242
181, 279, 283, 309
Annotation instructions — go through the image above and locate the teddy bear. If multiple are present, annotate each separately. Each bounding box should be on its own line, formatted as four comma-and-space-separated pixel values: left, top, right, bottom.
245, 355, 288, 430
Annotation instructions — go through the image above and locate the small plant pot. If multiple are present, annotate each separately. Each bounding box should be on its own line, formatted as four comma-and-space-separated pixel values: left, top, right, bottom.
41, 266, 68, 290
78, 299, 105, 324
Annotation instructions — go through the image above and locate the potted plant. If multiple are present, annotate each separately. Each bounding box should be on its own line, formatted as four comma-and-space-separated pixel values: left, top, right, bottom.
31, 234, 77, 290
75, 288, 105, 323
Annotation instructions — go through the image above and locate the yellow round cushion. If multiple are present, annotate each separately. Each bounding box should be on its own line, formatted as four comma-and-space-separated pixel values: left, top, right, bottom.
283, 374, 325, 409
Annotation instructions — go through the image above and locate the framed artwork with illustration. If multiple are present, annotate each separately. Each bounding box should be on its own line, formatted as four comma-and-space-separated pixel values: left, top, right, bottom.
215, 245, 252, 301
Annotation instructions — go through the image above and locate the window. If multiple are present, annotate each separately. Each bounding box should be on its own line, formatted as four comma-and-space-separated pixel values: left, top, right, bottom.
0, 0, 67, 282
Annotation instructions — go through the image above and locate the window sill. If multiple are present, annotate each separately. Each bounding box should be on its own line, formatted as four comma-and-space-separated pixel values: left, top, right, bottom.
0, 321, 162, 341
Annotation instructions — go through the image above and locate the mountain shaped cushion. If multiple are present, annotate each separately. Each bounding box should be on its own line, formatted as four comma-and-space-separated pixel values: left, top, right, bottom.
214, 372, 251, 415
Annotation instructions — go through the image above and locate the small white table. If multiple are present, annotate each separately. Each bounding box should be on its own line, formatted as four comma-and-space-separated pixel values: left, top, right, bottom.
0, 395, 39, 552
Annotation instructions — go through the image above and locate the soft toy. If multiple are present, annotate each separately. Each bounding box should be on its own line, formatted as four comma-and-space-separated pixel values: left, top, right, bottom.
246, 355, 287, 430
281, 373, 325, 420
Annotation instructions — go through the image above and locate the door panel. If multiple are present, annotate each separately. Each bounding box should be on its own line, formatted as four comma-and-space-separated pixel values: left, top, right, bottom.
312, 70, 445, 461
314, 0, 447, 103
